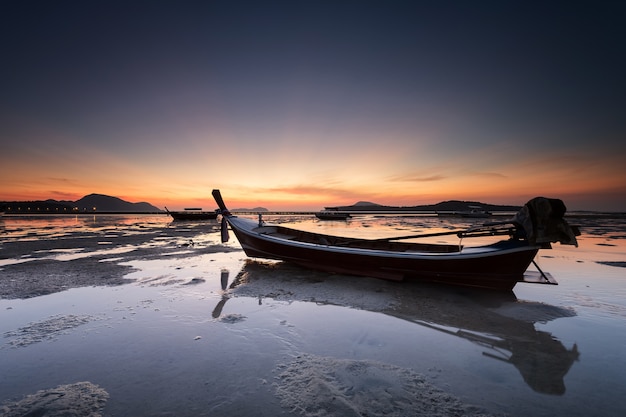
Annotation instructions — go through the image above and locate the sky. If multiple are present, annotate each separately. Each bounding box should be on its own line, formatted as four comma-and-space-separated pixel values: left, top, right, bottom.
1, 0, 625, 212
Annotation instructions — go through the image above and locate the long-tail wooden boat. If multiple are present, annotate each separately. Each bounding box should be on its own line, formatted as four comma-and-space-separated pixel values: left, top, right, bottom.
165, 207, 218, 221
212, 190, 579, 291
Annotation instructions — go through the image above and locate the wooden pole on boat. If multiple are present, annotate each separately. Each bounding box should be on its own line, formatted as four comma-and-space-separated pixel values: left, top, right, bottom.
333, 229, 465, 246
363, 225, 517, 243
220, 216, 229, 242
212, 189, 228, 213
213, 190, 231, 242
373, 229, 465, 241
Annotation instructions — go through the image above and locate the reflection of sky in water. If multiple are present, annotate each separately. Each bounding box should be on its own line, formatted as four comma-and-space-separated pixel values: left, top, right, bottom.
120, 251, 245, 288
0, 257, 35, 266
32, 246, 138, 261
0, 214, 171, 239
1, 214, 625, 416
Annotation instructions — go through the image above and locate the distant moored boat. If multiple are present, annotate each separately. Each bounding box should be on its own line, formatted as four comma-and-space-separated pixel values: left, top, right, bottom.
315, 210, 352, 221
437, 205, 492, 218
165, 207, 218, 221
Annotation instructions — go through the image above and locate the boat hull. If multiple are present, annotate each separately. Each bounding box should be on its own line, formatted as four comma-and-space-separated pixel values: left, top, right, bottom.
227, 217, 539, 291
169, 212, 218, 221
315, 212, 351, 220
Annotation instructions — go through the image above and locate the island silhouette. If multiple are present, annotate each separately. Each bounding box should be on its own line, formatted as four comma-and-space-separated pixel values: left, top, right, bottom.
2, 194, 522, 215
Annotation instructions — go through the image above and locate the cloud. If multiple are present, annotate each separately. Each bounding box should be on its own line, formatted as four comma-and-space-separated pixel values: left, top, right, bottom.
464, 171, 508, 179
265, 184, 362, 200
387, 174, 447, 183
46, 177, 78, 184
49, 190, 82, 200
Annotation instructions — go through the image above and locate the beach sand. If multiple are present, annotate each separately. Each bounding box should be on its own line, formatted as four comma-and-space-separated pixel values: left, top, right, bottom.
1, 214, 625, 416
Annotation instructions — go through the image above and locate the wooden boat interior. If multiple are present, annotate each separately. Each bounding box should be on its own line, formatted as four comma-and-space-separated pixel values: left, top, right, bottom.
254, 225, 465, 253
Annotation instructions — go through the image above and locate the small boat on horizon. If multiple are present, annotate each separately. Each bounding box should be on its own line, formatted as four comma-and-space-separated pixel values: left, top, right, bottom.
165, 207, 218, 221
315, 210, 352, 221
212, 189, 579, 291
437, 205, 492, 218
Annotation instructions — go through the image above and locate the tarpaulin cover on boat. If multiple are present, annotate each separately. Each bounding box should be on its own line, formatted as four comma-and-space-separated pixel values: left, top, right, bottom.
513, 197, 579, 246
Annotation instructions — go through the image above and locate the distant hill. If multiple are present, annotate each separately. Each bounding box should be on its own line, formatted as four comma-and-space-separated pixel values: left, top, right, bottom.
326, 200, 521, 212
3, 193, 162, 213
74, 194, 161, 212
231, 207, 268, 212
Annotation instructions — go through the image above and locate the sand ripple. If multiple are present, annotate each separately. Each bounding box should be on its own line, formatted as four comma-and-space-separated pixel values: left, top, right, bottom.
0, 381, 108, 417
3, 314, 93, 348
275, 353, 498, 417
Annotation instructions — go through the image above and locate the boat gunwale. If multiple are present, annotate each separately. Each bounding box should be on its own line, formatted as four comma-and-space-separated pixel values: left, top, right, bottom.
226, 216, 538, 260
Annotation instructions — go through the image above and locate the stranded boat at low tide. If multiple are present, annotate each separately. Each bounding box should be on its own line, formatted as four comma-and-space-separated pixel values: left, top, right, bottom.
212, 189, 579, 291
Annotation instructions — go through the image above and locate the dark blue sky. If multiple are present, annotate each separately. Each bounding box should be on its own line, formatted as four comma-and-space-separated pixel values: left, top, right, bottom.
2, 1, 625, 210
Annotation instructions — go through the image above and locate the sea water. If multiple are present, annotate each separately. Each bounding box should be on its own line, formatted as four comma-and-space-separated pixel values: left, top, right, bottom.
0, 213, 625, 416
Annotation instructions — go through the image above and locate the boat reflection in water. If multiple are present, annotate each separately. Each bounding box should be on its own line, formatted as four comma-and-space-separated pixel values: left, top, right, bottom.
211, 268, 231, 319
213, 261, 579, 396
384, 286, 579, 395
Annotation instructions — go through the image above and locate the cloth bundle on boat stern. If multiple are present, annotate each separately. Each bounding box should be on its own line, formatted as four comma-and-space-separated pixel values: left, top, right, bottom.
513, 197, 579, 246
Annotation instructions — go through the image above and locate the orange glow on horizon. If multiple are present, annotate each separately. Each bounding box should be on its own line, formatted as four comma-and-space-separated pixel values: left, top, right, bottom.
2, 171, 625, 212
2, 137, 625, 212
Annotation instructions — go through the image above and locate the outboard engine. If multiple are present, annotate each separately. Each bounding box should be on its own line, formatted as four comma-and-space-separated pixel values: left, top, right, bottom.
513, 197, 579, 247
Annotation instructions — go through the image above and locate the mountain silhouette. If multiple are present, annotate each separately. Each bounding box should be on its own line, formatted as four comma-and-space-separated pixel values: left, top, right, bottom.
74, 194, 160, 212
327, 200, 521, 212
3, 194, 162, 213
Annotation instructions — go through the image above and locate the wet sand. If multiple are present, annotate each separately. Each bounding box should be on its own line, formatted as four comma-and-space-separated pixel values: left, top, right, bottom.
1, 214, 625, 416
0, 218, 233, 299
1, 382, 109, 417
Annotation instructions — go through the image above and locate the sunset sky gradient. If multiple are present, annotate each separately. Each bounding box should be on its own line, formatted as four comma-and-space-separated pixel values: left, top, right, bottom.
2, 1, 625, 211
